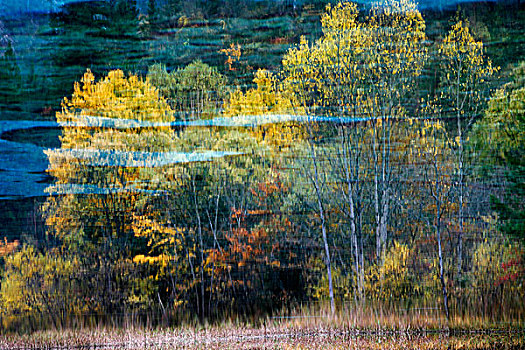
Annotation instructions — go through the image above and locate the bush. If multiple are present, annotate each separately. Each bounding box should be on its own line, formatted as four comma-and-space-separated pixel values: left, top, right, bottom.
0, 246, 83, 330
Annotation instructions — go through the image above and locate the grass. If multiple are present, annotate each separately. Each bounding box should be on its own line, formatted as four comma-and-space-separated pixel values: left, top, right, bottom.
270, 302, 524, 332
0, 322, 523, 349
1, 302, 522, 348
0, 3, 523, 344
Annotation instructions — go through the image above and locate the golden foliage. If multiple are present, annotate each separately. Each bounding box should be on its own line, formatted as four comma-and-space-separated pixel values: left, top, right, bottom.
0, 246, 84, 328
282, 0, 427, 114
469, 235, 524, 302
223, 69, 306, 148
219, 43, 241, 71
439, 20, 496, 117
44, 69, 178, 240
365, 241, 417, 301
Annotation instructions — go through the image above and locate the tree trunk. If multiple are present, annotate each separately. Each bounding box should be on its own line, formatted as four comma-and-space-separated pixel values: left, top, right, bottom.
340, 126, 364, 301
433, 148, 450, 321
319, 199, 335, 315
457, 111, 465, 278
192, 178, 206, 321
436, 207, 450, 320
310, 137, 335, 315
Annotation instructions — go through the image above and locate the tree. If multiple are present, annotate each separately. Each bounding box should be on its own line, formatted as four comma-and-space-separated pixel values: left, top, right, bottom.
0, 246, 83, 330
223, 69, 306, 148
147, 61, 228, 119
281, 0, 427, 309
418, 117, 454, 319
43, 69, 177, 315
439, 19, 496, 277
471, 62, 524, 243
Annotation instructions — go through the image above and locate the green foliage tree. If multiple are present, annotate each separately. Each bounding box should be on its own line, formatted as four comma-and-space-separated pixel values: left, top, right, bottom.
147, 61, 228, 119
472, 62, 525, 243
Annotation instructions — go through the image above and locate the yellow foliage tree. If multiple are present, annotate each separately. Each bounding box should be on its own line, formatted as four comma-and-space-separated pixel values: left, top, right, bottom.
280, 0, 428, 307
365, 241, 415, 301
223, 69, 305, 148
439, 19, 496, 279
42, 69, 178, 315
0, 246, 83, 329
45, 69, 176, 239
130, 215, 191, 310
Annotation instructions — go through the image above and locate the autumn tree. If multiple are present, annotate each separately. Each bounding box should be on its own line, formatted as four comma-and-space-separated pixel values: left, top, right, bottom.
281, 0, 427, 309
124, 99, 282, 319
43, 69, 178, 315
0, 246, 83, 330
439, 19, 496, 277
5, 0, 514, 328
223, 68, 306, 148
418, 117, 455, 319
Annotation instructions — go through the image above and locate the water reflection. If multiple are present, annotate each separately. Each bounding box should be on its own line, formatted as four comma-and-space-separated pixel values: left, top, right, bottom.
57, 113, 371, 128
44, 183, 163, 196
0, 113, 363, 198
47, 148, 243, 168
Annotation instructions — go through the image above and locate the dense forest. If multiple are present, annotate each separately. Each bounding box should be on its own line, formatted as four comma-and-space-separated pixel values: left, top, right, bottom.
0, 0, 523, 333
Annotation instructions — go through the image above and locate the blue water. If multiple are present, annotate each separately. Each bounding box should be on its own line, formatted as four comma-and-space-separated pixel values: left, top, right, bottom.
0, 114, 374, 199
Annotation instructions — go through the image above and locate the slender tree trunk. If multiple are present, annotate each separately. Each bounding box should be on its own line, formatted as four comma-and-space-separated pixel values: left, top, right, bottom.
192, 178, 205, 321
436, 201, 450, 320
457, 111, 464, 278
309, 137, 335, 315
373, 122, 389, 265
319, 197, 335, 315
374, 128, 382, 263
341, 126, 364, 301
206, 184, 223, 317
430, 140, 450, 321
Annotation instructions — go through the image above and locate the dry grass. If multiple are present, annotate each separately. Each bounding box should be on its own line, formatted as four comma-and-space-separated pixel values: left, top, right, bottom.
1, 303, 523, 349
1, 322, 523, 350
269, 302, 524, 332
